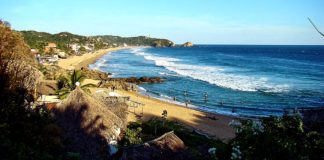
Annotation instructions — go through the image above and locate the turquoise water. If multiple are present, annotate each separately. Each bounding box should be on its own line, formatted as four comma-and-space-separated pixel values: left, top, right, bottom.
89, 45, 324, 117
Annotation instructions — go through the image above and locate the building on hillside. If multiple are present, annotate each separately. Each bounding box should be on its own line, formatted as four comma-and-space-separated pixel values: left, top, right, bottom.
44, 42, 57, 53
31, 48, 39, 54
57, 51, 67, 58
69, 43, 80, 52
45, 55, 59, 63
47, 43, 57, 48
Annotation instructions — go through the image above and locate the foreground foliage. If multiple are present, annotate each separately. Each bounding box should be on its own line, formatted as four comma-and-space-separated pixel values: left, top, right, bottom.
122, 115, 324, 160
122, 119, 229, 160
230, 115, 324, 160
56, 70, 96, 99
0, 19, 67, 160
0, 88, 64, 160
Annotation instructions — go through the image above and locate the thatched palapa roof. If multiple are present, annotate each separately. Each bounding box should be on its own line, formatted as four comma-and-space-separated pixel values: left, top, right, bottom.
54, 87, 124, 159
121, 131, 187, 160
93, 91, 128, 126
56, 87, 124, 139
36, 80, 57, 95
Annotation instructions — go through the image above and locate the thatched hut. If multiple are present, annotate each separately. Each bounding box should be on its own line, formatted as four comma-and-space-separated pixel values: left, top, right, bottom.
93, 91, 128, 126
54, 87, 124, 159
121, 131, 188, 160
36, 80, 57, 95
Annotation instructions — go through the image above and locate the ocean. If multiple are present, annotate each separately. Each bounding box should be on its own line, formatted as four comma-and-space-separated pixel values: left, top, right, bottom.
89, 45, 324, 117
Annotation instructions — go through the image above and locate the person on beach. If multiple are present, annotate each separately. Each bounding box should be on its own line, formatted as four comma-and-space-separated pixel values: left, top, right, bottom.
204, 92, 208, 102
184, 90, 188, 96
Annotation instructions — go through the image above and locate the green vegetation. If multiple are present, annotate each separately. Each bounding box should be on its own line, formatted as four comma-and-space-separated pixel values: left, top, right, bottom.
2, 18, 323, 160
56, 70, 96, 99
230, 115, 324, 160
0, 19, 66, 160
20, 31, 91, 54
120, 127, 143, 146
20, 31, 174, 55
123, 119, 229, 160
121, 115, 324, 160
94, 35, 174, 47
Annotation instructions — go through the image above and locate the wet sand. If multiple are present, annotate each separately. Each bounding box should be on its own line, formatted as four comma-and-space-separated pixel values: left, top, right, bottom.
117, 90, 236, 141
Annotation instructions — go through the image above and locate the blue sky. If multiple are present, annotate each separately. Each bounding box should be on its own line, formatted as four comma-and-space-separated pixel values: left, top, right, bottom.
1, 0, 324, 44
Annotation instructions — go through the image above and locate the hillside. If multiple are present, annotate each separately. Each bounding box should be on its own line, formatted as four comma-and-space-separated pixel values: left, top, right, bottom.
92, 35, 174, 47
20, 30, 174, 55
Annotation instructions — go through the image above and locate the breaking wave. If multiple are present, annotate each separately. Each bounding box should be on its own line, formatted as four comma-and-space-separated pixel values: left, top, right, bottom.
130, 48, 290, 93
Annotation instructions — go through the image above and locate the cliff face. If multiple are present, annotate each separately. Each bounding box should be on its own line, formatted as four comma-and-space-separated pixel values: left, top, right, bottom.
152, 40, 175, 47
181, 42, 193, 47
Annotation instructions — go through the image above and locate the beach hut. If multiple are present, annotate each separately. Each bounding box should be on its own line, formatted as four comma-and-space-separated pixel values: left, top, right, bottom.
121, 131, 188, 160
54, 87, 124, 159
36, 80, 57, 95
93, 91, 129, 125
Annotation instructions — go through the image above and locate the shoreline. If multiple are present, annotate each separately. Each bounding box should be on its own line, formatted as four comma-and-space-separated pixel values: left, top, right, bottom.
138, 89, 240, 117
57, 47, 133, 70
59, 47, 237, 140
117, 90, 236, 141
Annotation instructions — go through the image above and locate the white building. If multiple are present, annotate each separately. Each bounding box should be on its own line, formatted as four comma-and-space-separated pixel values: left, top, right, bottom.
69, 44, 80, 52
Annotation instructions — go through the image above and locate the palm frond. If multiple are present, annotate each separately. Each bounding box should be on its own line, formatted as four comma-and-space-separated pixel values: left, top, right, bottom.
82, 88, 91, 94
58, 92, 70, 100
81, 83, 97, 88
76, 71, 86, 83
55, 70, 90, 99
308, 17, 324, 36
56, 88, 71, 99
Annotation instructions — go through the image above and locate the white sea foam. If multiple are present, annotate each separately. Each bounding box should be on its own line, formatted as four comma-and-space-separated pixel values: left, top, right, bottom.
138, 86, 147, 92
131, 48, 290, 93
158, 72, 180, 77
89, 58, 107, 71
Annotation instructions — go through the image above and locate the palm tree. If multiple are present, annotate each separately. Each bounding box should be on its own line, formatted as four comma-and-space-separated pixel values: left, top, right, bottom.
56, 70, 96, 99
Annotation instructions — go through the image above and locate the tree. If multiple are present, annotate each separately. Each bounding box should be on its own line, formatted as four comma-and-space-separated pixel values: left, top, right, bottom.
161, 110, 168, 127
230, 115, 324, 160
79, 46, 86, 54
56, 70, 96, 99
0, 18, 11, 27
0, 19, 38, 93
0, 19, 65, 160
121, 127, 143, 146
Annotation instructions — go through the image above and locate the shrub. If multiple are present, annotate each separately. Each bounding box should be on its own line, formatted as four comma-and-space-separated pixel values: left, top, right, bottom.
121, 127, 142, 146
230, 115, 324, 160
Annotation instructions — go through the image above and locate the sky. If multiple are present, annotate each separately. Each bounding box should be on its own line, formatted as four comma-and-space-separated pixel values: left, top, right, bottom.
1, 0, 324, 45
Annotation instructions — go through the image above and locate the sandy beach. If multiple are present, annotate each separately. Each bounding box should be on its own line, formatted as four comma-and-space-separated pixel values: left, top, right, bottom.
117, 90, 236, 141
57, 47, 126, 70
58, 48, 236, 141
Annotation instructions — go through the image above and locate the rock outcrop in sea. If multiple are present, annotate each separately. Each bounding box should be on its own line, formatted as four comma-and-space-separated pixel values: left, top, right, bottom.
181, 42, 193, 47
152, 40, 175, 47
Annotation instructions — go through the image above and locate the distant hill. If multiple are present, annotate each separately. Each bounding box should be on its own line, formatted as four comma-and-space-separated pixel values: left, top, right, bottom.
20, 30, 174, 55
93, 35, 174, 47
